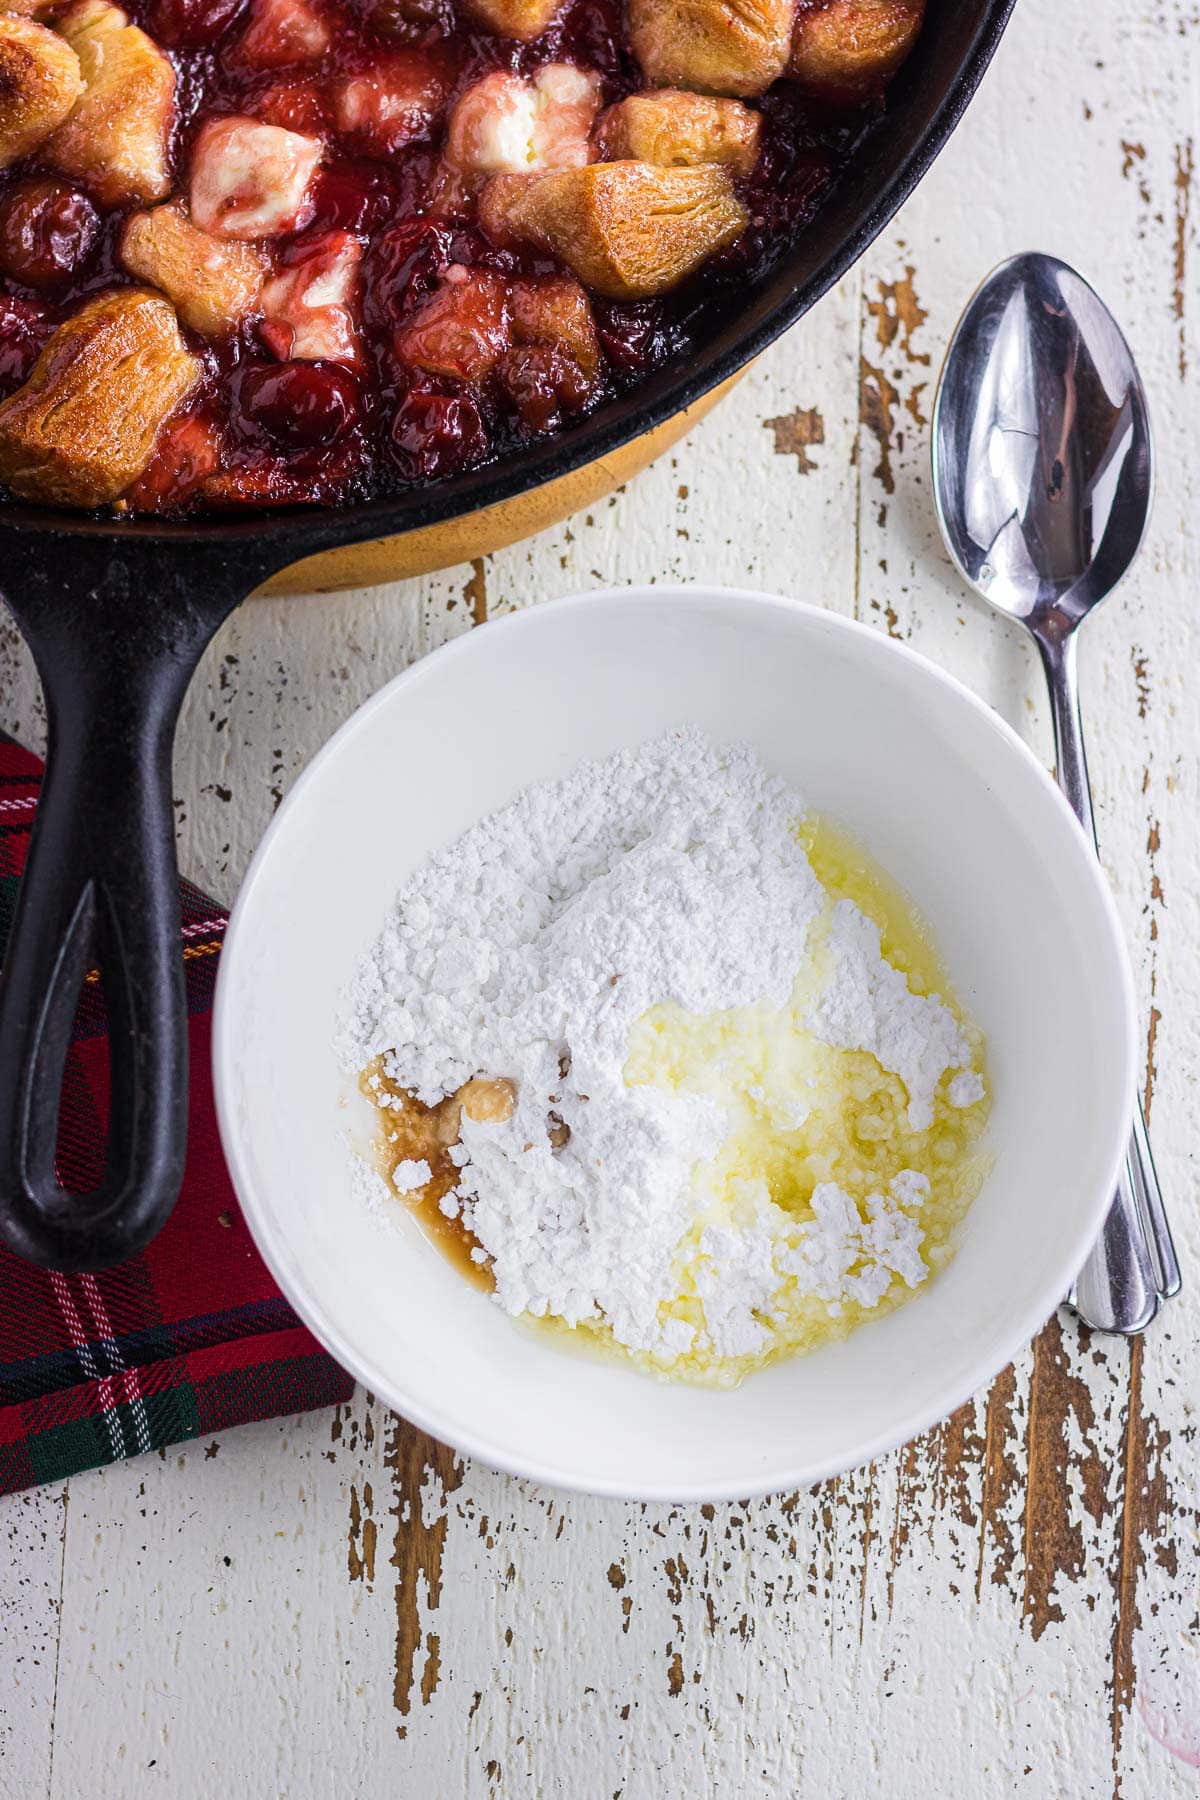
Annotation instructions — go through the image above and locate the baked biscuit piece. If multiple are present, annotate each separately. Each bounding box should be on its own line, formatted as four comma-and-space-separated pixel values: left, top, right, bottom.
0, 288, 201, 505
479, 162, 747, 300
259, 230, 362, 363
446, 64, 599, 179
0, 17, 83, 169
433, 63, 600, 215
628, 0, 792, 99
462, 0, 563, 42
44, 1, 174, 205
597, 89, 760, 176
122, 203, 268, 338
189, 116, 323, 239
789, 0, 925, 100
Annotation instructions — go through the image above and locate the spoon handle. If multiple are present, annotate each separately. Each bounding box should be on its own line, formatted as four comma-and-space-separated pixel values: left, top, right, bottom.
1037, 631, 1181, 1330
1039, 633, 1100, 851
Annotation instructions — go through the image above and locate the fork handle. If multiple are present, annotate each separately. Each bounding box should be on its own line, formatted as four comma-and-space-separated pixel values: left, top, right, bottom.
1070, 1147, 1160, 1333
1038, 627, 1180, 1330
1128, 1085, 1182, 1298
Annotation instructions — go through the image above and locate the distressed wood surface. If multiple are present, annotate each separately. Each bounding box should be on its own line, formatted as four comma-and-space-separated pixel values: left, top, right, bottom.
2, 1, 1199, 1793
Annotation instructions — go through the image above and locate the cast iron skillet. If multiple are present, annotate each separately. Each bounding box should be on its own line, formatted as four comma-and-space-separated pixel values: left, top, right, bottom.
0, 0, 1016, 1273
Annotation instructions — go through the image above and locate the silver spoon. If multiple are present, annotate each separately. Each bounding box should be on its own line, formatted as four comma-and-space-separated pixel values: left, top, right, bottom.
931, 251, 1181, 1335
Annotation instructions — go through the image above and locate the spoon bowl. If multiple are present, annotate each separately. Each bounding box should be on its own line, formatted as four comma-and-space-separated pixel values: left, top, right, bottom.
932, 251, 1154, 630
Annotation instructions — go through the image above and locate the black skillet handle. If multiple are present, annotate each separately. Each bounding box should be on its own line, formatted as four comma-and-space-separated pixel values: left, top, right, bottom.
0, 531, 284, 1271
0, 656, 194, 1269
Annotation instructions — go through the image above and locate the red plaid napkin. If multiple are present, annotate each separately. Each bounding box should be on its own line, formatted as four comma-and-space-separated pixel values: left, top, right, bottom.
0, 737, 353, 1495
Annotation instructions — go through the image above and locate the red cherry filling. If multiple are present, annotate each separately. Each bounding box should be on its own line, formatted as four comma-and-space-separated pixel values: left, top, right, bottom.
309, 163, 397, 236
0, 179, 99, 293
237, 361, 361, 449
389, 385, 488, 481
146, 0, 249, 47
253, 78, 330, 135
498, 343, 591, 432
368, 0, 453, 43
123, 411, 223, 512
544, 0, 628, 86
366, 220, 457, 326
0, 294, 51, 394
593, 300, 686, 377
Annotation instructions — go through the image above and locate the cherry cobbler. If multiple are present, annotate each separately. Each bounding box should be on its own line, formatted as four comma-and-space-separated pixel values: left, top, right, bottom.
0, 0, 925, 512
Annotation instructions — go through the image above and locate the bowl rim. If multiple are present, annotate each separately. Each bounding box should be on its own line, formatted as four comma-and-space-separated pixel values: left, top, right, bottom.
213, 585, 1138, 1501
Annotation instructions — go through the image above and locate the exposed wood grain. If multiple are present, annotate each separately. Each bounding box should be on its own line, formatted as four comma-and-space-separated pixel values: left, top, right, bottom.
1021, 1318, 1109, 1642
464, 559, 489, 628
763, 406, 826, 473
1110, 1339, 1174, 1792
1172, 139, 1193, 378
975, 1360, 1020, 1601
386, 1418, 463, 1735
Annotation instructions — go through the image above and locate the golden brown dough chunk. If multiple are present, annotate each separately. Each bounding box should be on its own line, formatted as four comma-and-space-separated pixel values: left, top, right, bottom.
0, 0, 60, 16
479, 162, 747, 300
597, 89, 760, 176
510, 274, 600, 379
0, 17, 83, 169
0, 288, 201, 506
462, 0, 563, 41
44, 1, 175, 206
122, 204, 268, 339
789, 0, 924, 100
628, 0, 791, 99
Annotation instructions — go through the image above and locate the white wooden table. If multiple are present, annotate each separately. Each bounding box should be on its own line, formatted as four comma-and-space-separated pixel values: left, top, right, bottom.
3, 2, 1199, 1792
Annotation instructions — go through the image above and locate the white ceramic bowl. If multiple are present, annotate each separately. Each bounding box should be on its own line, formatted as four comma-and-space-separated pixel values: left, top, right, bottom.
214, 588, 1135, 1501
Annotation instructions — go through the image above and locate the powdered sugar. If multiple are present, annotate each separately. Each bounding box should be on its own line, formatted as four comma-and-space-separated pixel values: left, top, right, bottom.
686, 1171, 933, 1360
948, 1069, 986, 1109
391, 1158, 431, 1194
343, 728, 980, 1367
808, 901, 973, 1130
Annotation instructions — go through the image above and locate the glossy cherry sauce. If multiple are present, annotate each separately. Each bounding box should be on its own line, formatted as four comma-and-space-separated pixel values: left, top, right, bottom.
0, 0, 865, 513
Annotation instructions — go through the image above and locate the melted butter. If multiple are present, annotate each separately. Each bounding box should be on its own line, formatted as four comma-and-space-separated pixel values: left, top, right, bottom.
799, 812, 950, 996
